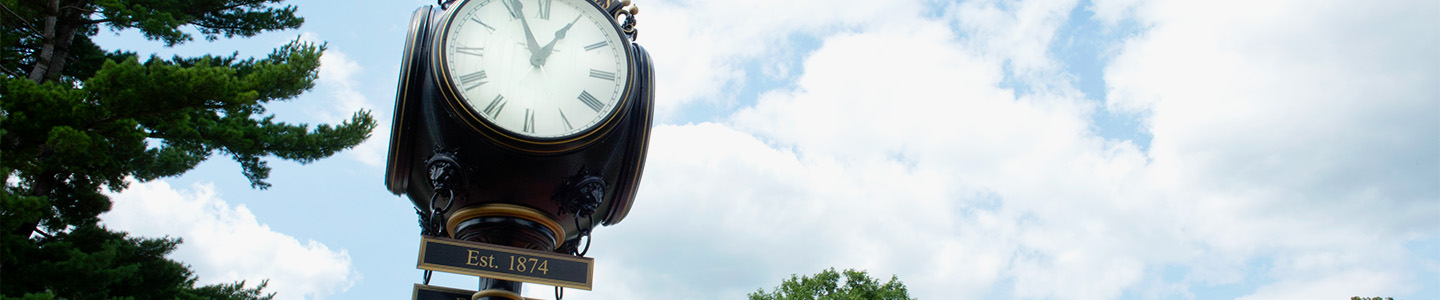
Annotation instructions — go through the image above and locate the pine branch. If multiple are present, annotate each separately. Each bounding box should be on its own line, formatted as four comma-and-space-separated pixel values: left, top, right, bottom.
84, 103, 228, 130
0, 64, 22, 78
0, 1, 40, 33
58, 4, 96, 14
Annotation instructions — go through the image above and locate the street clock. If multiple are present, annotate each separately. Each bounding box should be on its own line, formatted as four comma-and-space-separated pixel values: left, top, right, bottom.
385, 0, 652, 297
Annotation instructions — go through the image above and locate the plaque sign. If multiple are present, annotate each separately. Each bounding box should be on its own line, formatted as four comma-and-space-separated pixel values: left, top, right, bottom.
412, 284, 474, 300
417, 236, 595, 290
412, 284, 545, 300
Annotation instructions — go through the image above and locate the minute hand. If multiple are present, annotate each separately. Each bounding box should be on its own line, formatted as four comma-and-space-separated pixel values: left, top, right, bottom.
533, 15, 581, 66
511, 0, 543, 65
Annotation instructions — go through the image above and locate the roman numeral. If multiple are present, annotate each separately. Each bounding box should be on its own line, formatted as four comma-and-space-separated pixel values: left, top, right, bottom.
483, 94, 506, 117
471, 17, 495, 31
523, 109, 535, 133
457, 46, 484, 57
459, 70, 487, 90
502, 0, 519, 18
584, 41, 606, 51
577, 91, 603, 112
589, 69, 615, 81
558, 109, 573, 130
537, 0, 551, 20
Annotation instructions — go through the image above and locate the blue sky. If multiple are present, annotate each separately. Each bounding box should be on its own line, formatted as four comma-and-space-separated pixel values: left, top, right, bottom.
94, 0, 1438, 299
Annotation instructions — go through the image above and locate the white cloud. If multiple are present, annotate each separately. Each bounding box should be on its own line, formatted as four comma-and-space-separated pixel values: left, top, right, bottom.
547, 0, 1438, 299
317, 49, 369, 121
253, 0, 1435, 299
101, 180, 359, 300
950, 0, 1080, 85
1103, 0, 1439, 296
1088, 0, 1143, 26
722, 17, 1162, 299
296, 32, 324, 45
308, 32, 389, 168
1236, 270, 1408, 300
640, 0, 927, 118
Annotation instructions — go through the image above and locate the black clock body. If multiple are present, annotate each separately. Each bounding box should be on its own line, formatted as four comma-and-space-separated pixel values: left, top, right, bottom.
385, 3, 653, 252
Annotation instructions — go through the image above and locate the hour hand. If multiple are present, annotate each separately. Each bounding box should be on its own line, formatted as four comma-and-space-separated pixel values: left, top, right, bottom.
534, 15, 581, 66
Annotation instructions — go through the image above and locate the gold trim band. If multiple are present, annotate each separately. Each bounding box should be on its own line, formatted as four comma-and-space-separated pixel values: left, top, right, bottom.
471, 289, 524, 300
446, 204, 565, 250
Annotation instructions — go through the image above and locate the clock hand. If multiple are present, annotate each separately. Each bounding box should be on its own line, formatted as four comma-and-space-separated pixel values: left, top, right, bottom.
533, 15, 582, 66
511, 0, 543, 65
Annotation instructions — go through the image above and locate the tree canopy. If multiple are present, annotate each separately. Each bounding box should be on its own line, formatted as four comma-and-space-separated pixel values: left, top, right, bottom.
749, 268, 916, 300
0, 0, 375, 298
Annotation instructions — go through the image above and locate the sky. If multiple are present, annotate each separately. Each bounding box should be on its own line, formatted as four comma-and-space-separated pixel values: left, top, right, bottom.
91, 0, 1439, 299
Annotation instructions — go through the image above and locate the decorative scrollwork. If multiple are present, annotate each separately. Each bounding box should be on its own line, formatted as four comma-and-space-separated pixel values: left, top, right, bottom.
553, 167, 605, 218
609, 0, 639, 40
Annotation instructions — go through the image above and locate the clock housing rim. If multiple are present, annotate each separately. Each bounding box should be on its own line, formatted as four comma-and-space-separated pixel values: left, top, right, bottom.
430, 0, 636, 154
386, 6, 436, 195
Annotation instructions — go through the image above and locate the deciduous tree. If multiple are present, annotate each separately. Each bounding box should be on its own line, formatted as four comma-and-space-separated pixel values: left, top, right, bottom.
749, 268, 916, 300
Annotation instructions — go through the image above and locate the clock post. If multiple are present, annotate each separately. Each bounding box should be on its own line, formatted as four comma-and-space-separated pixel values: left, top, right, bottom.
387, 0, 653, 299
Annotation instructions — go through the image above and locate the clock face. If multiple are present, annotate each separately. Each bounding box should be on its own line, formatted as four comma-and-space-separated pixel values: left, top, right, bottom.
439, 0, 631, 140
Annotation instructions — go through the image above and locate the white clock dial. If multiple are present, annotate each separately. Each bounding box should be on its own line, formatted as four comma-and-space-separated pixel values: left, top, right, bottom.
440, 0, 630, 140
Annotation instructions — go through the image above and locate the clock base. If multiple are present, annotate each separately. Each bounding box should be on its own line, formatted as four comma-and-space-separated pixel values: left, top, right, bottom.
472, 278, 524, 300
448, 204, 564, 251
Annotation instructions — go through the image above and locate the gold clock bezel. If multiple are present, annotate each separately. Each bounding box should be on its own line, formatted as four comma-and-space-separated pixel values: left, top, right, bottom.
430, 0, 636, 154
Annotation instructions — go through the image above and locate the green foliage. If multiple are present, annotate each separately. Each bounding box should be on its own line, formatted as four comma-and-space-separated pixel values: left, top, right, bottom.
0, 224, 274, 300
92, 0, 304, 45
0, 0, 375, 299
749, 268, 916, 300
1, 0, 305, 81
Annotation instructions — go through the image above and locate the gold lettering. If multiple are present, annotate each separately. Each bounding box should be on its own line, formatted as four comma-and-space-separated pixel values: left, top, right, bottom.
466, 250, 481, 266
466, 252, 496, 268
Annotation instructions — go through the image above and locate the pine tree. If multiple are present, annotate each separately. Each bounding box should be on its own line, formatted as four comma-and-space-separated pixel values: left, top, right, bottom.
0, 0, 376, 298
